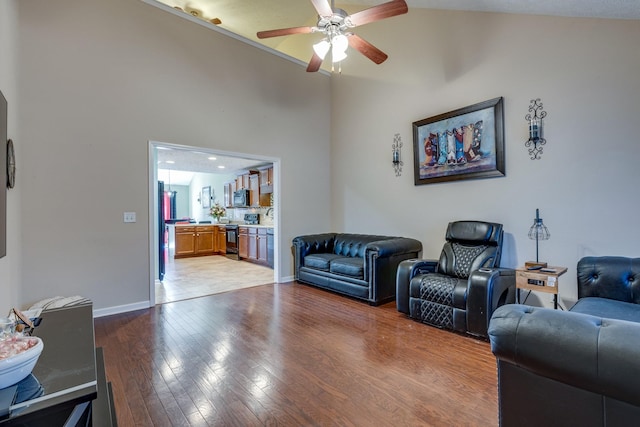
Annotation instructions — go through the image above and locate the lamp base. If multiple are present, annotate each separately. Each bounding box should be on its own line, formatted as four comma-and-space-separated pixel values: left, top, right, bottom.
525, 261, 548, 268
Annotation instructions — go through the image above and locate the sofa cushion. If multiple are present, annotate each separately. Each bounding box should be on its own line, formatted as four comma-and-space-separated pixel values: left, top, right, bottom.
304, 253, 343, 271
571, 297, 640, 323
330, 257, 364, 278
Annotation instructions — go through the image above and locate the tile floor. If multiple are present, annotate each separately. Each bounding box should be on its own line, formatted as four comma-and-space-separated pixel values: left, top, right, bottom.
155, 255, 275, 304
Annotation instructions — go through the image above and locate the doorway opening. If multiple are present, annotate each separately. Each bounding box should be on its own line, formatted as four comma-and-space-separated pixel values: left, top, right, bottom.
148, 141, 280, 306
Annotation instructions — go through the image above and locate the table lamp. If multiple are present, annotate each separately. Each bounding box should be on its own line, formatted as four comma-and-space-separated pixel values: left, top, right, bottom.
527, 208, 550, 267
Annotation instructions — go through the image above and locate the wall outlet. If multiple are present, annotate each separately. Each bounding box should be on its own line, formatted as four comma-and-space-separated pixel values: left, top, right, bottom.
123, 212, 136, 223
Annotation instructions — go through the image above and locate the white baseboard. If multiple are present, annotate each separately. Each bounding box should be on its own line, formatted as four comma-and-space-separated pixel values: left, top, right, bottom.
93, 300, 151, 318
280, 275, 294, 283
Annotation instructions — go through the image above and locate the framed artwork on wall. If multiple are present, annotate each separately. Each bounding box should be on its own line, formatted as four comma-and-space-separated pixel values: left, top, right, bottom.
202, 186, 211, 209
412, 97, 505, 185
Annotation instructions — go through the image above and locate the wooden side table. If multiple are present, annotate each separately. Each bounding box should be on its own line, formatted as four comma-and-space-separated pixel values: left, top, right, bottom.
516, 266, 568, 309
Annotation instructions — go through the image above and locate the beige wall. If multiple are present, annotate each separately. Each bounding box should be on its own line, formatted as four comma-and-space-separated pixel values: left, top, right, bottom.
0, 0, 21, 314
16, 0, 331, 311
330, 10, 640, 308
10, 2, 640, 314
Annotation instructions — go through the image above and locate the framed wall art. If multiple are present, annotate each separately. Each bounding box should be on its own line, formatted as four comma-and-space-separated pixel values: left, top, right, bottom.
202, 186, 211, 209
412, 97, 505, 185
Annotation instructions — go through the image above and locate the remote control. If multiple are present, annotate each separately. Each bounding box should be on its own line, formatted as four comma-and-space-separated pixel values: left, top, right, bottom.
526, 265, 543, 270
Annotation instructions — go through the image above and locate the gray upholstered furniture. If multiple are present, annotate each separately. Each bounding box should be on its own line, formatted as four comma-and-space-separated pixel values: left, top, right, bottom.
292, 233, 423, 305
489, 256, 640, 426
396, 220, 515, 338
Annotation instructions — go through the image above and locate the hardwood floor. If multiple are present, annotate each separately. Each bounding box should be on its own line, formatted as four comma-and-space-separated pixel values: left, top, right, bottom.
95, 283, 498, 426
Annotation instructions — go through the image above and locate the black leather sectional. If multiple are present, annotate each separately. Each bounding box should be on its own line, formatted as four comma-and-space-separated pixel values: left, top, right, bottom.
292, 233, 422, 305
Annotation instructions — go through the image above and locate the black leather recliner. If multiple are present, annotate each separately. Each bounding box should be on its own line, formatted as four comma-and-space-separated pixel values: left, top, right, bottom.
396, 220, 515, 338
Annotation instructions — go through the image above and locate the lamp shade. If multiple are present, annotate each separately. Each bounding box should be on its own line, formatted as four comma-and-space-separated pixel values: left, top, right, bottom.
313, 39, 331, 60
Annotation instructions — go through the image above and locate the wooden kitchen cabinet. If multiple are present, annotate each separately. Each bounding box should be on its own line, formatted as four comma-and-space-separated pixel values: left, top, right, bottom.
238, 226, 249, 259
195, 225, 216, 255
239, 226, 269, 265
249, 174, 260, 207
175, 225, 216, 258
224, 181, 236, 208
216, 226, 226, 254
257, 228, 268, 263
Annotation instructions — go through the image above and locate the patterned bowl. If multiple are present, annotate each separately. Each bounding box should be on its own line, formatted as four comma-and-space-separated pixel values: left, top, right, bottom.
0, 337, 44, 389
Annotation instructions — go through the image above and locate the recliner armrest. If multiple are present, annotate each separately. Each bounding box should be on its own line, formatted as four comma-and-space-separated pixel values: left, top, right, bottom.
466, 267, 515, 337
396, 259, 438, 314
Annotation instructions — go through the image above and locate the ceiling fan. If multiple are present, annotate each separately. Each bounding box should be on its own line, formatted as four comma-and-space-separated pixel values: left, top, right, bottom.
257, 0, 408, 72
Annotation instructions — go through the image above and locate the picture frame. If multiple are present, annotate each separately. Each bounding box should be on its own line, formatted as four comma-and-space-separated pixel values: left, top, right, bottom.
202, 186, 211, 209
412, 97, 505, 185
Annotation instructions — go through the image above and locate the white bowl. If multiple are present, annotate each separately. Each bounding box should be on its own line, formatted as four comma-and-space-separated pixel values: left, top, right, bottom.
0, 337, 44, 389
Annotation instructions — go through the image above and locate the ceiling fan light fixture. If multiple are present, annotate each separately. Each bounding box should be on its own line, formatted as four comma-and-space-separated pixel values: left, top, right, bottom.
332, 34, 349, 53
331, 45, 347, 63
313, 39, 331, 60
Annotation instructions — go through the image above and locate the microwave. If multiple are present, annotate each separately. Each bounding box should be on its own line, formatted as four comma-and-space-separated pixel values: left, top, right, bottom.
233, 189, 249, 206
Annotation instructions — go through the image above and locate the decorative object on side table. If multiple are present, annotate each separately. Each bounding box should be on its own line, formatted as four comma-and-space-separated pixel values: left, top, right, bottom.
392, 133, 403, 177
525, 98, 547, 159
527, 208, 550, 268
412, 97, 505, 185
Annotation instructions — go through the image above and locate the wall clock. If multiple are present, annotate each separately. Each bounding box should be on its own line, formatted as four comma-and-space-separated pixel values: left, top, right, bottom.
7, 139, 15, 189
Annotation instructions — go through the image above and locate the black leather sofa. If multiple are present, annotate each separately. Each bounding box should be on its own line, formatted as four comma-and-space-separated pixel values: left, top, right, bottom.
488, 256, 640, 426
292, 233, 422, 305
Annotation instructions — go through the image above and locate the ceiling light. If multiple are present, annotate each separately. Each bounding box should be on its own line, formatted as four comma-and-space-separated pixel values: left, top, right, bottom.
218, 165, 226, 169
313, 39, 331, 60
165, 160, 175, 164
332, 45, 347, 63
208, 156, 217, 161
332, 34, 348, 54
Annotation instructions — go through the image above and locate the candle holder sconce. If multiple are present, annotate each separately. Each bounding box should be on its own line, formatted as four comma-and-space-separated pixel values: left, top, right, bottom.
525, 98, 547, 160
392, 133, 403, 177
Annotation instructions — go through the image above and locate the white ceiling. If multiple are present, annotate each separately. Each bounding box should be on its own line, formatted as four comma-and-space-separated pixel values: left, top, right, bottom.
149, 0, 640, 68
157, 146, 271, 186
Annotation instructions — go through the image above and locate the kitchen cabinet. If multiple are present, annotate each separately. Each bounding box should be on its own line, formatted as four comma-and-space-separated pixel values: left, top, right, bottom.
249, 174, 260, 207
238, 226, 271, 266
257, 228, 268, 263
216, 225, 226, 254
195, 225, 216, 255
175, 225, 196, 257
238, 226, 249, 259
224, 181, 236, 208
175, 224, 216, 258
258, 166, 273, 207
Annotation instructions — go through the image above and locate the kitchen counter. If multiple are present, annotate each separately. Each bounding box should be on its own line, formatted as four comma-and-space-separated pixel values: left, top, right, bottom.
237, 224, 273, 229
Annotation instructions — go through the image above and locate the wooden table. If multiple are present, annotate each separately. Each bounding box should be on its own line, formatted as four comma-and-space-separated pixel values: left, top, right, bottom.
516, 266, 568, 309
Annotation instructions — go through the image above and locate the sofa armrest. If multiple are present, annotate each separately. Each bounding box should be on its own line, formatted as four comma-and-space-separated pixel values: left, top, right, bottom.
466, 268, 515, 337
292, 233, 336, 279
489, 304, 640, 407
365, 238, 423, 259
396, 259, 438, 314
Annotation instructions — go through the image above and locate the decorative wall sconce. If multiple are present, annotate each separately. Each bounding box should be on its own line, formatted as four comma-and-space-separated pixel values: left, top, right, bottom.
392, 133, 403, 177
525, 98, 547, 160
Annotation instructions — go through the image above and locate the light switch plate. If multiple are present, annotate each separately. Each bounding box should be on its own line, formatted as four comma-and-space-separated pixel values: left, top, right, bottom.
123, 212, 136, 223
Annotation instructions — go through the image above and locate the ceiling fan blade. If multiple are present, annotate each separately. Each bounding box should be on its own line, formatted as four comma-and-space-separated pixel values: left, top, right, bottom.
306, 53, 324, 72
257, 26, 314, 39
348, 34, 388, 64
310, 0, 333, 18
347, 0, 408, 27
